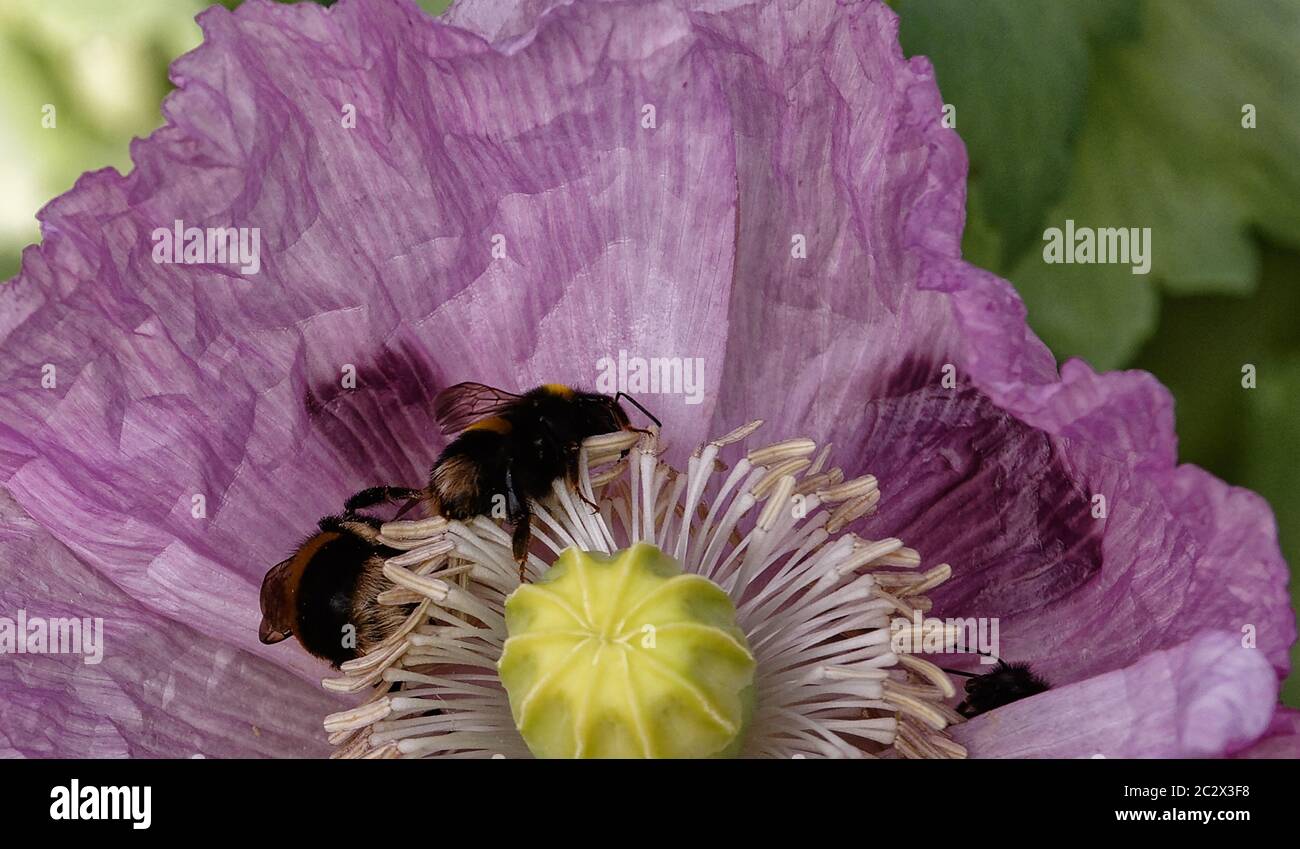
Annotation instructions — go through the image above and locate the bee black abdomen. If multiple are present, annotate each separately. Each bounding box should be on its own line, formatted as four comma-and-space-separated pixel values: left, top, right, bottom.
351, 556, 413, 656
294, 532, 378, 667
956, 661, 1051, 718
431, 428, 511, 519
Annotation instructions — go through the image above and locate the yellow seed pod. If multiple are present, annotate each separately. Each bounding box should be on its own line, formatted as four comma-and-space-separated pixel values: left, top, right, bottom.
498, 543, 755, 758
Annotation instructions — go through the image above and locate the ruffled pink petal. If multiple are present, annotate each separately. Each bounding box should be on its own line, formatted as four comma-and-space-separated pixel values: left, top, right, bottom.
0, 0, 1291, 759
1231, 708, 1300, 759
850, 382, 1294, 687
0, 490, 333, 757
444, 0, 566, 43
0, 0, 738, 670
448, 2, 1295, 693
449, 0, 976, 443
952, 631, 1278, 758
684, 0, 975, 450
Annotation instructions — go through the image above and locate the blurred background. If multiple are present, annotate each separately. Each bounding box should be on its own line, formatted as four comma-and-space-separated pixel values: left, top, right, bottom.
2, 0, 1297, 704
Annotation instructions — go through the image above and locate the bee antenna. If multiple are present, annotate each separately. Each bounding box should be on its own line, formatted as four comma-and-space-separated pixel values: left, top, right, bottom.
614, 392, 661, 428
939, 667, 979, 679
940, 649, 1006, 678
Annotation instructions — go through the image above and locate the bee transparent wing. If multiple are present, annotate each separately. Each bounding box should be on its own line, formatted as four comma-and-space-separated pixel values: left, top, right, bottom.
258, 557, 297, 644
434, 381, 520, 435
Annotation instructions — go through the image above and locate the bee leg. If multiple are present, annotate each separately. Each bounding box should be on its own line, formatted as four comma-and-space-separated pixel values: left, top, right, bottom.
504, 461, 534, 582
391, 497, 423, 521
575, 489, 600, 512
345, 486, 426, 513
617, 428, 655, 462
564, 445, 600, 513
511, 515, 532, 583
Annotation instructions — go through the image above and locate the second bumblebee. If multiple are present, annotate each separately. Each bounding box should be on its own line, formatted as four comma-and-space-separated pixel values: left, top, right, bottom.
348, 382, 657, 576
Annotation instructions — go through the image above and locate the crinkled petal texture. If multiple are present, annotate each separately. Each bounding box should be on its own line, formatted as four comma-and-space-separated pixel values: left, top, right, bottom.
951, 632, 1278, 758
0, 0, 1292, 757
1233, 708, 1300, 758
0, 493, 336, 757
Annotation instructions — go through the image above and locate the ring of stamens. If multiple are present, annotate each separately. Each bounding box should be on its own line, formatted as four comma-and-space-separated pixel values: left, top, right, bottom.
321, 423, 966, 759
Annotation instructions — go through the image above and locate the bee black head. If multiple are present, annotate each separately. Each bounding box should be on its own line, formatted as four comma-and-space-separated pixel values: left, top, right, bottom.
610, 391, 661, 428
561, 390, 629, 433
956, 660, 1050, 718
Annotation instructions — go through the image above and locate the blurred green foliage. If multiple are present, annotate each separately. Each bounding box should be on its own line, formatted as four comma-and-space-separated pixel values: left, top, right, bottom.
0, 0, 449, 282
1131, 243, 1300, 704
896, 0, 1140, 270
2, 0, 1297, 704
1009, 0, 1300, 368
0, 0, 207, 281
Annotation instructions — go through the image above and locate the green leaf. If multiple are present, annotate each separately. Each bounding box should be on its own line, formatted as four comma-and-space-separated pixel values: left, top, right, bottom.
1005, 0, 1300, 367
1061, 0, 1299, 291
1071, 0, 1143, 42
895, 0, 1132, 266
958, 184, 1003, 275
1240, 354, 1300, 707
0, 1, 205, 282
1008, 242, 1159, 371
1131, 243, 1300, 706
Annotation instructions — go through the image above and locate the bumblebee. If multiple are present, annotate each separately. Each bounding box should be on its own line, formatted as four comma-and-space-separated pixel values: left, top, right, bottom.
258, 507, 412, 667
948, 658, 1051, 718
347, 382, 657, 579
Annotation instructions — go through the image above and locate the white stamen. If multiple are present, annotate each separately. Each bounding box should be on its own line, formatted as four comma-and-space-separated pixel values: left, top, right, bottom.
321, 425, 962, 758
